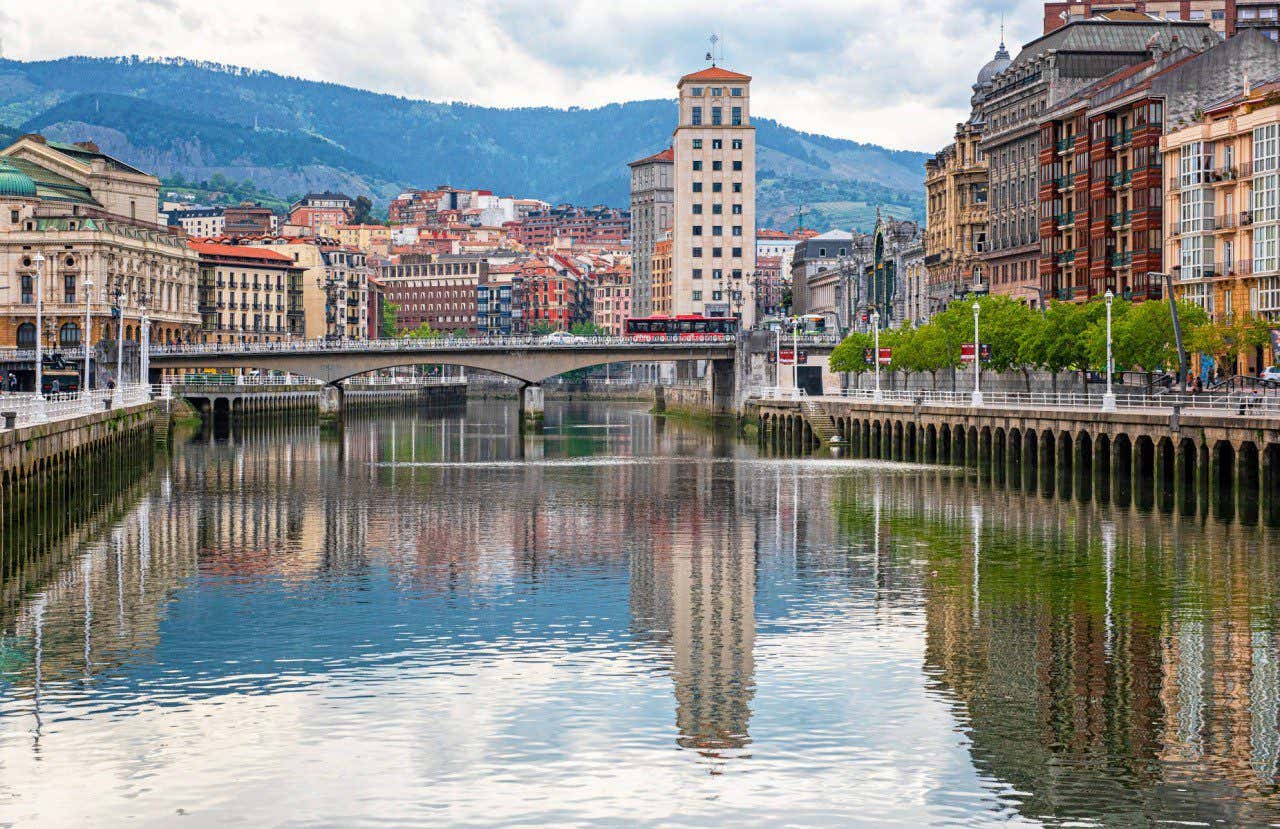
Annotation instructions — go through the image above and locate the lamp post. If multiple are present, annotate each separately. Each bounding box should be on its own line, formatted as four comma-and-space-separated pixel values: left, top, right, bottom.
871, 310, 883, 402
1102, 289, 1116, 412
113, 282, 126, 405
33, 253, 45, 414
971, 300, 983, 407
83, 277, 94, 392
139, 292, 151, 390
792, 316, 799, 390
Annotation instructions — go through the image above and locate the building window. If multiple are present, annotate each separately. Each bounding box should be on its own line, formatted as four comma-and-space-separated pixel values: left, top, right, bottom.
693, 225, 703, 236
692, 290, 703, 301
16, 322, 36, 347
712, 269, 723, 279
712, 107, 722, 126
59, 321, 80, 347
712, 203, 723, 214
693, 247, 703, 258
692, 139, 702, 149
732, 160, 743, 171
731, 87, 743, 97
20, 275, 32, 304
711, 139, 722, 149
732, 183, 742, 193
691, 87, 703, 96
732, 107, 742, 126
713, 182, 723, 193
732, 225, 742, 236
712, 160, 722, 171
693, 182, 703, 193
712, 226, 723, 236
692, 270, 703, 280
9, 209, 17, 224
692, 106, 703, 126
732, 247, 742, 257
693, 203, 703, 214
712, 247, 723, 257
1256, 126, 1279, 174
692, 160, 703, 171
732, 204, 742, 215
64, 274, 76, 304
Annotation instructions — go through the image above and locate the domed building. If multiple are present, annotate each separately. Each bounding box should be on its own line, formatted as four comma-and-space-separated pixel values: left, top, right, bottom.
922, 39, 1006, 321
0, 134, 200, 389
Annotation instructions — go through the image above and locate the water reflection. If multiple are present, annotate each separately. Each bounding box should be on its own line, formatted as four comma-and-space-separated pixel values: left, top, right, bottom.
0, 401, 1276, 826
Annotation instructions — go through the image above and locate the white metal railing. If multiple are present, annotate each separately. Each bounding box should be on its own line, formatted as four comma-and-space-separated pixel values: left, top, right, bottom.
150, 334, 742, 357
751, 386, 805, 400
0, 385, 152, 430
757, 386, 1280, 418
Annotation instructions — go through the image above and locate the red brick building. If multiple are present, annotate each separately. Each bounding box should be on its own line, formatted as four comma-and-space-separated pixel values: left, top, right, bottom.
378, 254, 487, 334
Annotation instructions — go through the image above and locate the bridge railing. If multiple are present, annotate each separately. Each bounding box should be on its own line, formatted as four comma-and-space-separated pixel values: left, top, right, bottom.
150, 334, 741, 356
764, 386, 1280, 417
0, 385, 152, 430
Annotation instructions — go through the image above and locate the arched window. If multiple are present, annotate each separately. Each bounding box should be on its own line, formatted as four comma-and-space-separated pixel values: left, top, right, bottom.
16, 323, 36, 348
59, 322, 81, 348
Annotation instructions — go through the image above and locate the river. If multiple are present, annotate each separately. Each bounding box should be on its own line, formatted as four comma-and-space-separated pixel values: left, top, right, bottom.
1, 401, 1278, 827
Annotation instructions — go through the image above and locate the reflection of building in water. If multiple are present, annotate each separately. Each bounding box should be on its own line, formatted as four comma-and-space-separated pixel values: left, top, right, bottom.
880, 470, 1280, 825
629, 454, 758, 759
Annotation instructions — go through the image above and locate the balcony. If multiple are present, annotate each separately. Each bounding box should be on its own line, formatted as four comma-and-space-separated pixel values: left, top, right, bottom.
1214, 214, 1238, 232
1056, 249, 1079, 265
1109, 210, 1133, 230
1056, 211, 1076, 228
1056, 137, 1074, 154
1109, 129, 1133, 149
1110, 251, 1133, 268
1210, 166, 1239, 186
1110, 170, 1133, 188
1055, 286, 1074, 301
1055, 174, 1075, 191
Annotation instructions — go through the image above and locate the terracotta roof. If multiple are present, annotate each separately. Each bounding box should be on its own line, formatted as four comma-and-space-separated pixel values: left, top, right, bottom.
628, 147, 675, 166
679, 66, 751, 84
188, 240, 294, 263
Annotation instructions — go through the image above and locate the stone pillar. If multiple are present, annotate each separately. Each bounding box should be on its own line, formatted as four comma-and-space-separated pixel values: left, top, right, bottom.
521, 384, 544, 432
710, 359, 735, 416
653, 384, 666, 413
319, 384, 344, 426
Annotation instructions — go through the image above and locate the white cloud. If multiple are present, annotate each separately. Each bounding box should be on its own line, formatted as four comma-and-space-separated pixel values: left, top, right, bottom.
1, 0, 1043, 151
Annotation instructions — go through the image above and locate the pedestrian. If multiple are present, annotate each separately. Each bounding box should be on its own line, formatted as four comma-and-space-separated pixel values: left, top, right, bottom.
1192, 376, 1203, 394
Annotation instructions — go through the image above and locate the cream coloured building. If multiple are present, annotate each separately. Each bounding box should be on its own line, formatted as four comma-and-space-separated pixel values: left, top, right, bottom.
671, 66, 756, 327
0, 135, 199, 366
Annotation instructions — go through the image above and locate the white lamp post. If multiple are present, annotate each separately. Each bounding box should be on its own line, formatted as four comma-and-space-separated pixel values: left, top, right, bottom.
114, 283, 126, 406
792, 317, 799, 390
871, 310, 883, 402
140, 293, 151, 392
83, 277, 94, 392
971, 300, 984, 407
33, 254, 45, 414
1102, 289, 1116, 412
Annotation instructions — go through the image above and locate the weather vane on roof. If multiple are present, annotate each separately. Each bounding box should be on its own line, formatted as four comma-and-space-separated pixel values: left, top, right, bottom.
706, 32, 720, 67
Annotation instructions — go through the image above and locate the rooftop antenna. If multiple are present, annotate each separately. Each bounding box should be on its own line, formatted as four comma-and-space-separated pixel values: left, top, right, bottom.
708, 32, 720, 66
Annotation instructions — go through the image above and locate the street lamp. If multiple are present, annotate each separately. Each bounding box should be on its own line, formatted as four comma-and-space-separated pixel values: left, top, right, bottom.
971, 300, 983, 407
871, 310, 883, 402
83, 276, 94, 392
139, 292, 151, 390
1102, 289, 1116, 412
113, 281, 126, 405
32, 253, 45, 414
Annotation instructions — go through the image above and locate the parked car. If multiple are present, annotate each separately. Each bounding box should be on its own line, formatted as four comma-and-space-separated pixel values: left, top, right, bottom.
1260, 366, 1280, 387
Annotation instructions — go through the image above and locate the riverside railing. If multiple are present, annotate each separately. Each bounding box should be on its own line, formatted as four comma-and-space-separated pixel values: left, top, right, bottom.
754, 386, 1280, 418
0, 385, 152, 430
149, 334, 755, 356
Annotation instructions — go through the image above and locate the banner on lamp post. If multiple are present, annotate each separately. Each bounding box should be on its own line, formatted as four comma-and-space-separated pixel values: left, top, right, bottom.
863, 347, 874, 366
878, 347, 892, 365
960, 342, 976, 363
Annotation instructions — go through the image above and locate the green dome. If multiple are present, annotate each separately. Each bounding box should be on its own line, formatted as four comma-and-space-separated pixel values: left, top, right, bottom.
0, 160, 36, 199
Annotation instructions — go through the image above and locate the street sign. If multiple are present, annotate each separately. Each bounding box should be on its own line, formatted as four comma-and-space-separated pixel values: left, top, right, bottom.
878, 347, 892, 365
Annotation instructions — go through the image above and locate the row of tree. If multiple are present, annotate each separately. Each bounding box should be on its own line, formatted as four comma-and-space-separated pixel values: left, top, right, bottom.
830, 294, 1272, 387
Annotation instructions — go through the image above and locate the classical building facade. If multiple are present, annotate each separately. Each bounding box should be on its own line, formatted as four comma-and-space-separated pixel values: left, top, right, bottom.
980, 17, 1216, 307
671, 65, 757, 326
0, 136, 199, 377
247, 238, 370, 339
628, 148, 674, 318
924, 40, 1006, 316
190, 241, 304, 344
1043, 1, 1259, 38
1039, 30, 1280, 305
377, 253, 487, 335
1162, 79, 1280, 373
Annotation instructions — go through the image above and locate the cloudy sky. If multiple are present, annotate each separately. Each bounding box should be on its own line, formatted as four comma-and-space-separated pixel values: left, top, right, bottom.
1, 0, 1042, 152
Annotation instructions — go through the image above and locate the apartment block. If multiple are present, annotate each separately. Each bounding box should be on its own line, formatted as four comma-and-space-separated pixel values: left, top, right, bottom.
628, 148, 674, 317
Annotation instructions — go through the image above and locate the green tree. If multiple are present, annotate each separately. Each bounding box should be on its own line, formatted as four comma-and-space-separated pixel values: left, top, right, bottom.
352, 195, 374, 225
380, 301, 401, 338
405, 321, 443, 340
830, 331, 874, 376
531, 321, 558, 336
570, 321, 607, 337
1018, 299, 1106, 390
1084, 298, 1208, 374
932, 295, 1036, 387
1188, 312, 1272, 374
901, 322, 956, 389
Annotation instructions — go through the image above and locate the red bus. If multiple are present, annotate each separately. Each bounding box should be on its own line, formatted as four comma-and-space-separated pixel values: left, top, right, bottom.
625, 315, 738, 339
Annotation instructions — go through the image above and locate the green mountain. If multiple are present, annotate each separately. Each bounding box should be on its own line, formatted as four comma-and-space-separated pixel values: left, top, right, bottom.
0, 56, 926, 230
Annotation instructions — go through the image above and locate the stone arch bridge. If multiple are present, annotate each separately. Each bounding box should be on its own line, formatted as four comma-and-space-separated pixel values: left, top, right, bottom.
150, 339, 742, 418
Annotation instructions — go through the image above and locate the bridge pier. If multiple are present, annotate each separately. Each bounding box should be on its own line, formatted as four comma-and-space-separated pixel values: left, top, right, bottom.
319, 384, 344, 426
710, 359, 735, 416
519, 383, 544, 432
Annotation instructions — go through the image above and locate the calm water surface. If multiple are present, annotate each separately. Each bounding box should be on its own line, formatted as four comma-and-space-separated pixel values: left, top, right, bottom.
1, 401, 1278, 827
